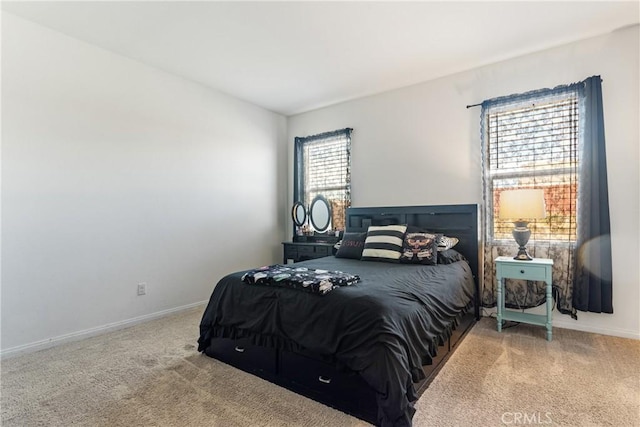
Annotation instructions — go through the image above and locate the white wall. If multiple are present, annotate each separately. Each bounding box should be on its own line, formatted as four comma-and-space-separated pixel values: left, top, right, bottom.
288, 25, 640, 339
1, 13, 288, 354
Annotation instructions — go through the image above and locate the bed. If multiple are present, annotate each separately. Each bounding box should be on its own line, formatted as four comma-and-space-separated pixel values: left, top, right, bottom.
198, 204, 480, 426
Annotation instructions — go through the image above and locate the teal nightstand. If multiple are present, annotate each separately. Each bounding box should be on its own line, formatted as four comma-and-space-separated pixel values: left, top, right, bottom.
495, 256, 554, 341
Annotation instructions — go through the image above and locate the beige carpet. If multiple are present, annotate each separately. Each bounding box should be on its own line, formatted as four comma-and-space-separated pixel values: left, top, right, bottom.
2, 307, 639, 426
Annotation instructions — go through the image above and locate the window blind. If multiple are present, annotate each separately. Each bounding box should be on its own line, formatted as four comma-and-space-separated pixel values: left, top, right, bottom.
487, 95, 579, 242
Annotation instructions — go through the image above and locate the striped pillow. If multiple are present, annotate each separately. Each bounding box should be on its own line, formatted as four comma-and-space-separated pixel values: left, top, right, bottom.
361, 224, 408, 262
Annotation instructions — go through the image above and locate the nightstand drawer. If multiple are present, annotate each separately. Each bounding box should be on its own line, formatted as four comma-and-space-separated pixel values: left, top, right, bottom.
500, 264, 547, 281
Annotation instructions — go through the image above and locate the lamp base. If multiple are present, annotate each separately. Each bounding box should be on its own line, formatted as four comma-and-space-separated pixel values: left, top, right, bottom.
512, 220, 534, 261
513, 248, 534, 261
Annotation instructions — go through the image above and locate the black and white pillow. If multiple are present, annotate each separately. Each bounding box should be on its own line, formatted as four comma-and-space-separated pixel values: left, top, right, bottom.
335, 232, 368, 259
361, 224, 407, 262
437, 235, 459, 252
399, 232, 438, 265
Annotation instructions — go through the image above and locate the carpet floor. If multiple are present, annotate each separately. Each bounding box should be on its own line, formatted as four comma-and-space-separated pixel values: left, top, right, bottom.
2, 307, 639, 426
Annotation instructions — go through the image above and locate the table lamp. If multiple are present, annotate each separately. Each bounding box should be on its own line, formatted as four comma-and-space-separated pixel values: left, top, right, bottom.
498, 189, 546, 261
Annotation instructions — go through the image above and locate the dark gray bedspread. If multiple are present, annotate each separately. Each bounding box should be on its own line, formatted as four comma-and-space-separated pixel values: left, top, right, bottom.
198, 257, 474, 426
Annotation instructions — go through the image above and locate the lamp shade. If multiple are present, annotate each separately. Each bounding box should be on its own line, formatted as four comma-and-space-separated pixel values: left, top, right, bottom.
498, 189, 546, 220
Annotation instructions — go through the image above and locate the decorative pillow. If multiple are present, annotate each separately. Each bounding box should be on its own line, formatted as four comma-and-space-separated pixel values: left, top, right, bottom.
399, 232, 438, 265
437, 235, 459, 252
437, 248, 467, 265
361, 224, 407, 262
335, 232, 368, 259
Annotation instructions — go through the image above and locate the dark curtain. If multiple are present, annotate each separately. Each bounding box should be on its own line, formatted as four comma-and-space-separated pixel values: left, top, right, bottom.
293, 137, 304, 204
573, 76, 613, 313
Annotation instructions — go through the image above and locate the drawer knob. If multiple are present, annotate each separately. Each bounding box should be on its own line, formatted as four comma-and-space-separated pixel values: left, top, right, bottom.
520, 270, 525, 274
234, 346, 245, 353
318, 375, 332, 384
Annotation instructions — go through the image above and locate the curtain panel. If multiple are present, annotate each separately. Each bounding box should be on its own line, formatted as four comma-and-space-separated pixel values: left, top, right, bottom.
481, 78, 611, 317
573, 76, 613, 314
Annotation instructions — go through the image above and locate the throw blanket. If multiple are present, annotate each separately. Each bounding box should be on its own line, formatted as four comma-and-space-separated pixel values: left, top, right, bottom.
241, 264, 360, 295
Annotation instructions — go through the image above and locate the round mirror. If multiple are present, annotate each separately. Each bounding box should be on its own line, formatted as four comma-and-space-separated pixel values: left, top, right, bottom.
291, 202, 307, 227
309, 195, 331, 232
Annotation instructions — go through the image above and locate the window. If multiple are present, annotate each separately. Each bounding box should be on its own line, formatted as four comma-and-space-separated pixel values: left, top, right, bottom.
481, 77, 610, 316
294, 128, 352, 231
484, 89, 579, 244
481, 83, 583, 312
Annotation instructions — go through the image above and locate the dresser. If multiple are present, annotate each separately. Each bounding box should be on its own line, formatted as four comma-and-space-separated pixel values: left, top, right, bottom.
282, 242, 335, 264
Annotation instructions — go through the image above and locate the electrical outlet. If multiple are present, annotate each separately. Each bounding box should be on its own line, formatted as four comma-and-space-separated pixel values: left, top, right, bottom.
137, 282, 147, 296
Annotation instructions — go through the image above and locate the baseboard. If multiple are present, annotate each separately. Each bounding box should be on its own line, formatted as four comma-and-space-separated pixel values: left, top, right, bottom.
0, 300, 209, 359
552, 319, 640, 340
481, 310, 640, 340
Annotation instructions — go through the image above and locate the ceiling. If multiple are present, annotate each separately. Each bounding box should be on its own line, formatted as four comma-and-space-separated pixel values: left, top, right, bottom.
2, 1, 638, 116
